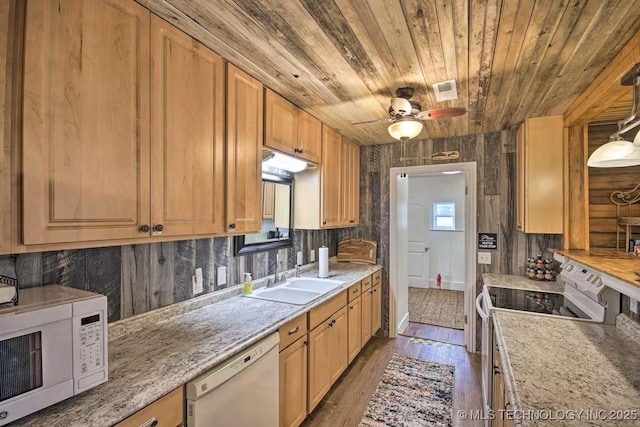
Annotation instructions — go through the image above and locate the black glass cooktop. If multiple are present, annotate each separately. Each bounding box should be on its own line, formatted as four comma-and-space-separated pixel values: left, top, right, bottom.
487, 287, 589, 319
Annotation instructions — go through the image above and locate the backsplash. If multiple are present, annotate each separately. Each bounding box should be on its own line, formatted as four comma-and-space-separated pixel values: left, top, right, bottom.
0, 229, 339, 323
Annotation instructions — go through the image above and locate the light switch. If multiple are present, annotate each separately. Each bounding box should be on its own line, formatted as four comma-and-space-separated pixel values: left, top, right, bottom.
310, 249, 315, 262
192, 267, 204, 295
296, 251, 303, 266
217, 266, 227, 286
478, 252, 491, 265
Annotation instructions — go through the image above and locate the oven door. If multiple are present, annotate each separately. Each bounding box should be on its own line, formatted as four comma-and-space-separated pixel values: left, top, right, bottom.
475, 291, 492, 426
0, 305, 74, 425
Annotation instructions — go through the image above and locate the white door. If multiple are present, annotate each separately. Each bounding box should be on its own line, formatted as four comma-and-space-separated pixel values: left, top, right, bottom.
407, 203, 429, 287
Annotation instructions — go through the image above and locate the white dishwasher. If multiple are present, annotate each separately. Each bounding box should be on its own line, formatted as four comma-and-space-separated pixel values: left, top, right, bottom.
186, 332, 279, 427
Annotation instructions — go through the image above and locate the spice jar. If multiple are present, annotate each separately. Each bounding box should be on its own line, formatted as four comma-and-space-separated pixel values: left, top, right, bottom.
527, 268, 536, 278
527, 257, 536, 268
544, 269, 554, 280
536, 269, 545, 280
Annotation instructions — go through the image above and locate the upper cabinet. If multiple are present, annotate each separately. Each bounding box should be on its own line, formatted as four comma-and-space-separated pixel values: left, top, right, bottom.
22, 0, 151, 244
226, 64, 263, 234
294, 125, 359, 229
516, 115, 563, 234
264, 89, 321, 164
150, 16, 225, 237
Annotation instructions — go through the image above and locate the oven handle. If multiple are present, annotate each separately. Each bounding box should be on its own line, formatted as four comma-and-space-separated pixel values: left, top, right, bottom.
476, 293, 489, 321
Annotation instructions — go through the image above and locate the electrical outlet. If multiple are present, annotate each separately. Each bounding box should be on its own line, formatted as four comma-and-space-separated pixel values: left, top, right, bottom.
217, 266, 227, 286
296, 251, 303, 266
192, 267, 203, 295
478, 252, 492, 265
310, 249, 315, 262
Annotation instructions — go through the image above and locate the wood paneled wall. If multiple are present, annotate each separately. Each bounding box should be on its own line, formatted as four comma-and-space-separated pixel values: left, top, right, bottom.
336, 130, 563, 340
588, 124, 640, 249
0, 230, 338, 322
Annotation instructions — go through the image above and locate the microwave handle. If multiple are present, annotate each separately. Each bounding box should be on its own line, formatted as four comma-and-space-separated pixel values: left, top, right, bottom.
475, 293, 489, 321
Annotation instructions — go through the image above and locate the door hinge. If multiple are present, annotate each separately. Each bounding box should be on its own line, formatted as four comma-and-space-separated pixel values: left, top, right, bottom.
465, 185, 468, 196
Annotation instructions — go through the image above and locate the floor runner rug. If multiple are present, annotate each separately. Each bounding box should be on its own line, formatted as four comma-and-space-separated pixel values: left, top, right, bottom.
408, 287, 464, 330
359, 353, 454, 427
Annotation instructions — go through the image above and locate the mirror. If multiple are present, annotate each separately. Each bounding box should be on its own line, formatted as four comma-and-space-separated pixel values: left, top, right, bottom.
234, 173, 293, 255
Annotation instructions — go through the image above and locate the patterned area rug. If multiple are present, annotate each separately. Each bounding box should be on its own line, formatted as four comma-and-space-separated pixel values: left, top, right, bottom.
360, 353, 454, 427
408, 287, 464, 330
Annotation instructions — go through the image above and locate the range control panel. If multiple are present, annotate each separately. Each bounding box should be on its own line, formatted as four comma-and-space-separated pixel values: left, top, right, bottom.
559, 259, 605, 301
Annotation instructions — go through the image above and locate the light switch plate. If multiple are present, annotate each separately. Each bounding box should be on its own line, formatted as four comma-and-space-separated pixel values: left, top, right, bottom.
478, 252, 491, 265
296, 251, 303, 266
310, 249, 315, 262
217, 266, 227, 286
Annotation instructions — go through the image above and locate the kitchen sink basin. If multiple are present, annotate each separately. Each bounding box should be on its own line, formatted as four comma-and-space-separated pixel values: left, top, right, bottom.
245, 287, 323, 305
284, 278, 344, 293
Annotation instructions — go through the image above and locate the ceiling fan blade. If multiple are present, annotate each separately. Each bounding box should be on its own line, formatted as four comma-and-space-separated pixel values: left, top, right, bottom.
351, 117, 394, 125
416, 107, 467, 120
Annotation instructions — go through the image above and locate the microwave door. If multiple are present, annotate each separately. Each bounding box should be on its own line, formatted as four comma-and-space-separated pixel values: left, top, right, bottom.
0, 332, 43, 403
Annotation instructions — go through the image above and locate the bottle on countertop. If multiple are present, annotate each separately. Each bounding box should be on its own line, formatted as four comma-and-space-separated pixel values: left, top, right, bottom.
243, 272, 253, 295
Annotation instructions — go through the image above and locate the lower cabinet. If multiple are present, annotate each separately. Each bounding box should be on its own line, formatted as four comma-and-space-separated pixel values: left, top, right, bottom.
279, 336, 308, 427
114, 386, 183, 427
492, 334, 514, 427
347, 294, 362, 363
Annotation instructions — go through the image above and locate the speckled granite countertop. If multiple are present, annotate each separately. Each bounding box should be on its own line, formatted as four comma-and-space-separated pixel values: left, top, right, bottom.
482, 273, 563, 292
492, 307, 640, 426
14, 261, 380, 427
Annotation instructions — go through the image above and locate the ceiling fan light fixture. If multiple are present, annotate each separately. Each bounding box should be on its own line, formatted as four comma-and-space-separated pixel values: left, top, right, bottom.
388, 119, 423, 141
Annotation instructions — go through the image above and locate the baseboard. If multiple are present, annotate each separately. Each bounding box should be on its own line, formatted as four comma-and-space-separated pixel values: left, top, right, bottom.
397, 312, 409, 335
427, 280, 465, 292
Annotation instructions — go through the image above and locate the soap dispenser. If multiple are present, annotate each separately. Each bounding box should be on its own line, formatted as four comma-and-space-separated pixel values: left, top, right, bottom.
243, 272, 253, 295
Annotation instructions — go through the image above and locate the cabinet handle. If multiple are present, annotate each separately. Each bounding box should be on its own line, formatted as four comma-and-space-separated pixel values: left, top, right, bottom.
299, 149, 304, 154
370, 289, 373, 294
139, 224, 150, 233
352, 288, 358, 294
349, 305, 353, 310
349, 220, 355, 223
304, 341, 308, 346
288, 326, 299, 335
153, 224, 164, 232
322, 220, 327, 225
138, 417, 158, 427
229, 223, 236, 229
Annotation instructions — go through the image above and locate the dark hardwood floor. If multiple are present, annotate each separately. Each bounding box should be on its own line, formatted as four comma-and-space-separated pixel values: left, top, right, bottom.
402, 322, 466, 346
302, 323, 483, 427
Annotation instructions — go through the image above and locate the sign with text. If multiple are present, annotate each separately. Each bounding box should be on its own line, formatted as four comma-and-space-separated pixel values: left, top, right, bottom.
478, 233, 498, 250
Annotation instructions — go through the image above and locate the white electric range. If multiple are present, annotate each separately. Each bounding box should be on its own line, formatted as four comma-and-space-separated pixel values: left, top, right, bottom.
475, 254, 622, 426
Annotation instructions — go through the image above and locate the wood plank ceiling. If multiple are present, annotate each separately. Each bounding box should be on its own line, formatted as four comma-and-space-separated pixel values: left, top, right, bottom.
138, 0, 640, 145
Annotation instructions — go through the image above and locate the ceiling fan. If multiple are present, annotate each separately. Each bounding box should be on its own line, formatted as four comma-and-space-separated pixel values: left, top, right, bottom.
352, 87, 466, 141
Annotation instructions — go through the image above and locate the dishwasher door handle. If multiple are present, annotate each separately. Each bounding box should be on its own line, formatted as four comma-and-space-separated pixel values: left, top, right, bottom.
476, 293, 489, 321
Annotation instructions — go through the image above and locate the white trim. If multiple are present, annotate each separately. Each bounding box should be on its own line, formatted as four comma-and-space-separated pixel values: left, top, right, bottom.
397, 312, 410, 335
389, 162, 478, 353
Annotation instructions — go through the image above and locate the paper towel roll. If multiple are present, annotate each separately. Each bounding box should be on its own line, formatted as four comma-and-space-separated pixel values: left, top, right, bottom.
318, 246, 329, 278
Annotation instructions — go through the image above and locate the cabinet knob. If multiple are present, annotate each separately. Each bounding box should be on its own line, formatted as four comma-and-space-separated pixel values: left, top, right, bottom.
299, 149, 304, 154
139, 224, 150, 233
229, 223, 236, 229
349, 305, 353, 310
322, 220, 327, 225
294, 148, 300, 153
153, 224, 164, 232
349, 220, 355, 223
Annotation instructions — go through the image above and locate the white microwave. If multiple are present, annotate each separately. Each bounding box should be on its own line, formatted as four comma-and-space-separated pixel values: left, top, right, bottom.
0, 285, 108, 425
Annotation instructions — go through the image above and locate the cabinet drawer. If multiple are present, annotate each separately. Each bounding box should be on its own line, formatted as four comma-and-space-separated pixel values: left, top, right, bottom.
309, 291, 347, 330
373, 270, 381, 286
115, 386, 183, 427
279, 314, 308, 351
361, 275, 372, 292
348, 281, 361, 302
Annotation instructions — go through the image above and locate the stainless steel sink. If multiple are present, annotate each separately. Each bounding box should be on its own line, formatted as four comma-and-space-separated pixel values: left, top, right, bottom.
244, 277, 345, 305
284, 278, 344, 293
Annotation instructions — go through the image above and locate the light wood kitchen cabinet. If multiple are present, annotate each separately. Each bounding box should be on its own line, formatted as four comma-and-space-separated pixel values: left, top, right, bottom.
114, 386, 184, 427
340, 138, 360, 226
361, 285, 372, 347
371, 284, 381, 334
264, 89, 321, 164
279, 335, 307, 427
226, 63, 263, 234
492, 334, 513, 427
150, 16, 225, 237
0, 0, 14, 254
347, 294, 362, 363
263, 181, 276, 220
321, 125, 343, 228
22, 0, 151, 244
307, 292, 348, 412
516, 115, 563, 234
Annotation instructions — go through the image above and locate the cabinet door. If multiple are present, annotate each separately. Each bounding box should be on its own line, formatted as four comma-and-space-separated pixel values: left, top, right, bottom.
150, 17, 224, 237
308, 321, 332, 412
265, 89, 298, 156
320, 125, 342, 228
0, 0, 13, 254
297, 109, 321, 164
226, 64, 263, 234
262, 181, 276, 220
340, 138, 359, 226
23, 0, 151, 244
279, 336, 307, 427
347, 295, 362, 363
329, 306, 348, 384
516, 125, 525, 232
114, 387, 183, 427
371, 284, 381, 334
361, 288, 372, 347
350, 142, 360, 225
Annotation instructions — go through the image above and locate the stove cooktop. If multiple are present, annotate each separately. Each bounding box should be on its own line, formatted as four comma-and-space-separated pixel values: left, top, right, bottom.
486, 287, 590, 319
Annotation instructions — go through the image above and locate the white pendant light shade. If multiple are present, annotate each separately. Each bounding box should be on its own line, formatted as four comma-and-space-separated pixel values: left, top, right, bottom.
262, 152, 307, 172
388, 119, 423, 141
587, 137, 640, 168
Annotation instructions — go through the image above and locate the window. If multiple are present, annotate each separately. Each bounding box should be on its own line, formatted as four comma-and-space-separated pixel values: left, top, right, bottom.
433, 202, 455, 230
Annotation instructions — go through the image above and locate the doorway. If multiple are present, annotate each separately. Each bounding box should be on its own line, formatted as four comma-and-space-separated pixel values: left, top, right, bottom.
389, 162, 477, 353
